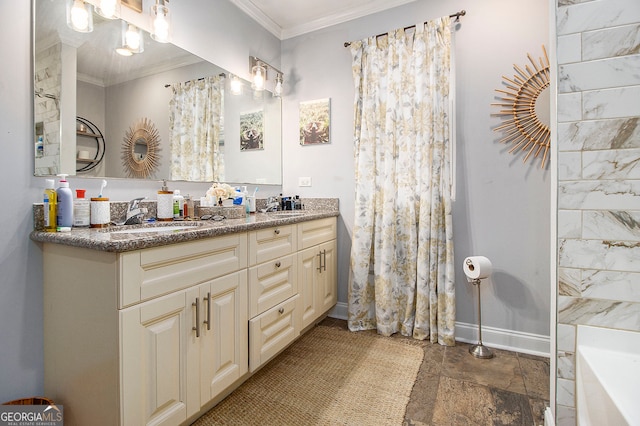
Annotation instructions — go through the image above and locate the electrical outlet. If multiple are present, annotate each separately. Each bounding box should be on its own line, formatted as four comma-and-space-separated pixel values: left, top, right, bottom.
298, 177, 312, 187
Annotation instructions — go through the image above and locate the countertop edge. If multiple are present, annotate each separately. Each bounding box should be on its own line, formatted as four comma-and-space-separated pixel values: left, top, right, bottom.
30, 211, 339, 252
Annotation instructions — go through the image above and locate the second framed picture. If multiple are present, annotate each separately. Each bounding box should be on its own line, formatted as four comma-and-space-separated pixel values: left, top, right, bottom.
299, 98, 330, 145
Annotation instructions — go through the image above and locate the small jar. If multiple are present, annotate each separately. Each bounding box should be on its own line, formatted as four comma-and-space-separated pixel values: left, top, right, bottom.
90, 197, 110, 228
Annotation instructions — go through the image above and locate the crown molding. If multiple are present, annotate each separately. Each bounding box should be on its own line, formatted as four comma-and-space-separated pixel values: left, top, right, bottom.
230, 0, 417, 40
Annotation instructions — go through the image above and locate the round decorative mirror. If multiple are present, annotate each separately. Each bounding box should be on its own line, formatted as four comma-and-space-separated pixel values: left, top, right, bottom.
122, 118, 161, 178
493, 45, 550, 169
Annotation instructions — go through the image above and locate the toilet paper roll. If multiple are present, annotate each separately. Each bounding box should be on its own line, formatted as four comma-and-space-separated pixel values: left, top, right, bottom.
463, 256, 493, 280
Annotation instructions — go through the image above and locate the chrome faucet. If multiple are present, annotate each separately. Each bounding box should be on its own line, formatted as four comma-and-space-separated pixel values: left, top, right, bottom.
124, 197, 148, 225
263, 196, 280, 212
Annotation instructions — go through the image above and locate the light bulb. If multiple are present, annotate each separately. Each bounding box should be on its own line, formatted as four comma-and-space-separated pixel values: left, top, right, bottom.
68, 0, 92, 32
125, 24, 141, 50
151, 3, 171, 43
274, 74, 283, 97
97, 0, 118, 19
252, 65, 265, 91
230, 75, 243, 95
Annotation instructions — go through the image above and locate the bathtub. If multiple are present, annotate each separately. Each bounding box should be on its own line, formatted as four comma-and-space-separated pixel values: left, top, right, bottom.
576, 325, 640, 426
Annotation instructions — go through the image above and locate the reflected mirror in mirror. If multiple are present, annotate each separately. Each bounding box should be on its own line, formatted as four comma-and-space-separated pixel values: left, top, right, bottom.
33, 0, 282, 185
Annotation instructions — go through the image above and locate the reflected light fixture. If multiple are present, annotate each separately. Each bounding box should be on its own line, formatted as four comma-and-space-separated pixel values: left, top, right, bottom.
151, 0, 171, 43
66, 0, 93, 33
116, 21, 144, 56
95, 0, 120, 19
251, 63, 266, 91
230, 74, 243, 95
274, 73, 283, 97
249, 56, 284, 96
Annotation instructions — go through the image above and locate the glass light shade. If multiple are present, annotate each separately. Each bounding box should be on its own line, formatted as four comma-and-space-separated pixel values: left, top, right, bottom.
96, 0, 120, 19
66, 0, 93, 33
230, 75, 243, 95
251, 65, 266, 91
117, 21, 144, 55
274, 74, 283, 97
151, 0, 171, 43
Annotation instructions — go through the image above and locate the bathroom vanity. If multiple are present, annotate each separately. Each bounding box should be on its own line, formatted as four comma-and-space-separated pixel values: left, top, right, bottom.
32, 210, 338, 426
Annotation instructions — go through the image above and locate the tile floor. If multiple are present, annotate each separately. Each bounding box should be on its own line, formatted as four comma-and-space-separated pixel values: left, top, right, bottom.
321, 318, 550, 426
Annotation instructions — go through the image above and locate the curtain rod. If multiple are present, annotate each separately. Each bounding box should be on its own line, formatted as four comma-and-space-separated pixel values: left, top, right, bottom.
343, 10, 466, 48
164, 72, 226, 88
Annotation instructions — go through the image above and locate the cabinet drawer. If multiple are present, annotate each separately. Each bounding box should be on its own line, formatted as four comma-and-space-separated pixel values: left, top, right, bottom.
248, 295, 300, 372
248, 253, 298, 318
120, 234, 248, 308
248, 224, 296, 266
297, 217, 336, 250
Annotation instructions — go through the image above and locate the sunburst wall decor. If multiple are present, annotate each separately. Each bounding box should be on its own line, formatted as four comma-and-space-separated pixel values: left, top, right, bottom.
492, 45, 550, 169
122, 118, 161, 179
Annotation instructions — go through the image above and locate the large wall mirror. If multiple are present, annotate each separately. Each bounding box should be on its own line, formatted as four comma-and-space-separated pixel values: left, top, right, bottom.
33, 0, 282, 185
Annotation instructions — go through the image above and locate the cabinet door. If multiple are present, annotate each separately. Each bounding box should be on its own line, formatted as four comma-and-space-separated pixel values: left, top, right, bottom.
248, 295, 300, 372
298, 246, 319, 329
121, 290, 198, 426
317, 240, 338, 314
298, 240, 338, 330
200, 271, 248, 404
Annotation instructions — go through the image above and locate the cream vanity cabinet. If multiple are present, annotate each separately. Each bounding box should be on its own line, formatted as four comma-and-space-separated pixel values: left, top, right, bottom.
43, 234, 247, 426
247, 224, 301, 372
297, 217, 338, 329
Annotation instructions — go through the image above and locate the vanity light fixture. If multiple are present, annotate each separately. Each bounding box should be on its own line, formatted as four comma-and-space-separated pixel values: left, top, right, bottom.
66, 0, 93, 33
151, 0, 171, 43
274, 73, 283, 97
249, 56, 284, 96
116, 21, 144, 56
95, 0, 120, 20
251, 63, 266, 91
230, 74, 243, 95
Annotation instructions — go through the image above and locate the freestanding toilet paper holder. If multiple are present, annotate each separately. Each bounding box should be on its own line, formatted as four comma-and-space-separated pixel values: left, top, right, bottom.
468, 278, 493, 359
465, 259, 494, 359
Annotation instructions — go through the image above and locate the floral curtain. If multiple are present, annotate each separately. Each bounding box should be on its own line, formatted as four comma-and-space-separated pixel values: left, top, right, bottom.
348, 17, 456, 345
169, 75, 224, 181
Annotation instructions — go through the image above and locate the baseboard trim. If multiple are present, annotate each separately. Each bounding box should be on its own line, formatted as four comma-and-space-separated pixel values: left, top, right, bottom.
329, 302, 549, 357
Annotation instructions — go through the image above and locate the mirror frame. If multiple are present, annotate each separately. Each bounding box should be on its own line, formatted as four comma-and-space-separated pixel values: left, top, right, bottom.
121, 117, 161, 179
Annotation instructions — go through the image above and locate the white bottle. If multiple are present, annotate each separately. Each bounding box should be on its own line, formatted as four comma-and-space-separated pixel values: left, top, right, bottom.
56, 174, 73, 230
242, 186, 250, 214
173, 189, 184, 220
157, 180, 174, 221
73, 189, 90, 227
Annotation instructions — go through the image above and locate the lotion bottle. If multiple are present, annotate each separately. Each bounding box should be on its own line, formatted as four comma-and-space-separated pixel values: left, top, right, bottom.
73, 189, 90, 227
56, 174, 73, 230
157, 179, 174, 221
173, 189, 184, 220
43, 179, 57, 232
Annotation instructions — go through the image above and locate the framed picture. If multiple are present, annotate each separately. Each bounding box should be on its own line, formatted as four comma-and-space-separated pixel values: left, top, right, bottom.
240, 110, 264, 151
122, 0, 143, 12
300, 98, 330, 145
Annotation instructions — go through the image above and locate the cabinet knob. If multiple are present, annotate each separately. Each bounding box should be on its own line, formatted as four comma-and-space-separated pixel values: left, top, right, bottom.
274, 228, 280, 235
278, 307, 284, 314
275, 261, 281, 268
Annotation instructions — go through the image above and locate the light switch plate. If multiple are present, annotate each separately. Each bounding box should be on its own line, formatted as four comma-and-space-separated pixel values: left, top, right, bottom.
298, 177, 312, 187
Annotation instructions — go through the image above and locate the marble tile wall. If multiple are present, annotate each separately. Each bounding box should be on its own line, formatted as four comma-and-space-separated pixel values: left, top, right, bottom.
555, 0, 640, 424
34, 43, 61, 176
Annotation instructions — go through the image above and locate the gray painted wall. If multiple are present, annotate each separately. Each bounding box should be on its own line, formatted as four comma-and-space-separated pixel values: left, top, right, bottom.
281, 0, 550, 339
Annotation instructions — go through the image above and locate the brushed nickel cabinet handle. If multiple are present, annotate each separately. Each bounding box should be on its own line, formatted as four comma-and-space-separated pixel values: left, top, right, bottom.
204, 292, 211, 331
278, 307, 284, 314
274, 228, 280, 235
275, 261, 281, 268
192, 297, 200, 338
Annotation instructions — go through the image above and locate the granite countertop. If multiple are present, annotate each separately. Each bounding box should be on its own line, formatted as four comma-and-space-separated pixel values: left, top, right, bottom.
30, 210, 339, 253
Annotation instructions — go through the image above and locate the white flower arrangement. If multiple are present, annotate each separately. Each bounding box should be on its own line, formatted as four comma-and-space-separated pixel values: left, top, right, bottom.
206, 182, 235, 202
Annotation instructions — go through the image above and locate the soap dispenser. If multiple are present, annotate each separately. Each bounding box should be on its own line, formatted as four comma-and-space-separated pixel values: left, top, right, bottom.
56, 174, 73, 230
157, 179, 174, 221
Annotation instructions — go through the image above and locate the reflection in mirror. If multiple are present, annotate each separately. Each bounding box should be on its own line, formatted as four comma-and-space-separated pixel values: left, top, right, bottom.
33, 0, 282, 185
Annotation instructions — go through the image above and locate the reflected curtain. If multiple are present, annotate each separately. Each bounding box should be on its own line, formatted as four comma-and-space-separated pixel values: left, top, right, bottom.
348, 17, 456, 345
169, 75, 224, 181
